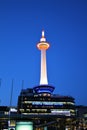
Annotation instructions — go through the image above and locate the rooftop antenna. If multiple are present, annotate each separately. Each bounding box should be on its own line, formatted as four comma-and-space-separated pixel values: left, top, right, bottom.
21, 80, 24, 118
0, 78, 2, 87
8, 79, 14, 128
10, 79, 14, 107
22, 80, 24, 90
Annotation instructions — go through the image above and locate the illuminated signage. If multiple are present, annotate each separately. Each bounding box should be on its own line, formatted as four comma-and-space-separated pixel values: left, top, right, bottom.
15, 122, 33, 130
51, 110, 70, 116
32, 101, 63, 106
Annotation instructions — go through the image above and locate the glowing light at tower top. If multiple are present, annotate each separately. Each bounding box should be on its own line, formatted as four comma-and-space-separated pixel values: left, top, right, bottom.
37, 30, 50, 85
37, 30, 50, 50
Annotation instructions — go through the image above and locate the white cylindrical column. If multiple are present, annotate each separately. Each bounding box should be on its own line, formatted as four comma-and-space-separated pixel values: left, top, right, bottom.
40, 50, 48, 85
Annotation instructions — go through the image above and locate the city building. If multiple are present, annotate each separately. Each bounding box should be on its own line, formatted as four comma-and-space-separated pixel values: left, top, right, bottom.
75, 106, 87, 129
17, 87, 75, 117
0, 106, 9, 129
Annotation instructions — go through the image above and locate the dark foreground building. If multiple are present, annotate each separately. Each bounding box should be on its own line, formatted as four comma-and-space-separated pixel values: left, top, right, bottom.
17, 85, 76, 130
18, 86, 75, 117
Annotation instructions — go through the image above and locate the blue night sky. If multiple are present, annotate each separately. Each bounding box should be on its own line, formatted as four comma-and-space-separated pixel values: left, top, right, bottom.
0, 0, 87, 106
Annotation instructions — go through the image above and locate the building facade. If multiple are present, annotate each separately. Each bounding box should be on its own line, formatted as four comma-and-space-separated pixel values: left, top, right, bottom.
17, 87, 76, 117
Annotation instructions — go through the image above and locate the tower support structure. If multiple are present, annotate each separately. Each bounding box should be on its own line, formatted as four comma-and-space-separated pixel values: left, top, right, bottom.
37, 30, 50, 85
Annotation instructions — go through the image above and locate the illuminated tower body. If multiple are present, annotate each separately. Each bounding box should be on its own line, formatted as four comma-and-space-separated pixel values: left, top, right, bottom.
37, 31, 50, 85
34, 31, 54, 94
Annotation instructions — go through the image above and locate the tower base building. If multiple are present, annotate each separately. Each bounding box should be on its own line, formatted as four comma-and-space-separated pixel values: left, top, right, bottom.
18, 87, 75, 116
17, 86, 76, 129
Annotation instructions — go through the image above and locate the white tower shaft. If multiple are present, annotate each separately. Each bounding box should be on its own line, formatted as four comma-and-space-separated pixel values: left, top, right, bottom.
40, 50, 48, 85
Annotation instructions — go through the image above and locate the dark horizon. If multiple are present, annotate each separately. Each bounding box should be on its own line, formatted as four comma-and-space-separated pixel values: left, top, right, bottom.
0, 0, 87, 106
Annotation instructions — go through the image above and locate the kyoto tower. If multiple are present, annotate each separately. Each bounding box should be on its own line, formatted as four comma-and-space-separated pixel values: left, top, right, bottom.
37, 30, 50, 85
34, 30, 54, 94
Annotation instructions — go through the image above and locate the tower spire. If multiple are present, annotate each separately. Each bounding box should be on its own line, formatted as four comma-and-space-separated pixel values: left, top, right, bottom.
42, 30, 45, 38
37, 30, 50, 85
40, 30, 46, 42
